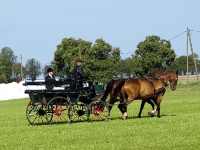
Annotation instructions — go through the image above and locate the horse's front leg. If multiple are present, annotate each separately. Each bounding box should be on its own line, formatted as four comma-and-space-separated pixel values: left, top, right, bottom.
155, 94, 163, 118
146, 99, 156, 117
138, 100, 147, 118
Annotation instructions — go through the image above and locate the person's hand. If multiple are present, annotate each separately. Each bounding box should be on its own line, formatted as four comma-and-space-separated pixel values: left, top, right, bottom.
62, 85, 66, 88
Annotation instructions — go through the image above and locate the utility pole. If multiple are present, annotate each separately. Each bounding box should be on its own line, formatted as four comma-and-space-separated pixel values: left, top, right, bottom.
187, 29, 199, 83
186, 27, 189, 84
79, 46, 81, 59
20, 55, 23, 81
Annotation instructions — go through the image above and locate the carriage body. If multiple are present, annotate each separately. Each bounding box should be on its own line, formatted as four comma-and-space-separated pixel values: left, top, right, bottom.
23, 78, 107, 125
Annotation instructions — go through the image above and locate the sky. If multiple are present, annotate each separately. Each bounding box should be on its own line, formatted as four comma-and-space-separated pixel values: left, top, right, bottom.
1, 1, 200, 70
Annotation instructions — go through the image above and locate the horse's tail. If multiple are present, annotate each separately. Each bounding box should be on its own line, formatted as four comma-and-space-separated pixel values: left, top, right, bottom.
111, 80, 126, 102
101, 79, 116, 102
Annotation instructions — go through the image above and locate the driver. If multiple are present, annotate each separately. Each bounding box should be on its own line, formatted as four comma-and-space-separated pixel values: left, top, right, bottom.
72, 58, 96, 99
72, 58, 87, 79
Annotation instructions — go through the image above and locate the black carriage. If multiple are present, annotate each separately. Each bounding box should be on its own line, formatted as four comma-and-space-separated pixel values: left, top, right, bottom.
23, 78, 108, 125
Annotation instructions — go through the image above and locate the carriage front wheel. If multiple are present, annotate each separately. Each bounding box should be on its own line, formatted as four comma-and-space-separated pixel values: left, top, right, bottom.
87, 100, 108, 122
46, 96, 72, 124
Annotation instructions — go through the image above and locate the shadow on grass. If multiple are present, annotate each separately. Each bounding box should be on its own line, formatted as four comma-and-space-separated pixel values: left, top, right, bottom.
28, 114, 177, 126
108, 113, 177, 121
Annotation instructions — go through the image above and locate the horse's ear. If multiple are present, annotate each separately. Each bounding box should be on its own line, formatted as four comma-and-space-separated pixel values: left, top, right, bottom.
176, 70, 178, 75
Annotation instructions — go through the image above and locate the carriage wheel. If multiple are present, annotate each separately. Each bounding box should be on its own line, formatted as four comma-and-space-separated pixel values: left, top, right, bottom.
46, 96, 72, 124
26, 101, 48, 125
87, 100, 109, 122
68, 102, 88, 122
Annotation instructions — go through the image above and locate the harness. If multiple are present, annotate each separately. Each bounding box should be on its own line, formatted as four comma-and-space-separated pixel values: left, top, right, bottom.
144, 77, 166, 97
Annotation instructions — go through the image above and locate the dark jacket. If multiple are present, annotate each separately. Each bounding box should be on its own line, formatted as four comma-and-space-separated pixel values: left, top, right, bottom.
45, 75, 56, 90
72, 65, 86, 79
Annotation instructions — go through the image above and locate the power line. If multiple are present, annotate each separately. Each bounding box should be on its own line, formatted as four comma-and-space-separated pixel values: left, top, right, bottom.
168, 29, 200, 41
169, 31, 186, 41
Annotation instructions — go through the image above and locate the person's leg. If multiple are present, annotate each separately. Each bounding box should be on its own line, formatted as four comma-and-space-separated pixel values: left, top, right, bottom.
88, 81, 96, 98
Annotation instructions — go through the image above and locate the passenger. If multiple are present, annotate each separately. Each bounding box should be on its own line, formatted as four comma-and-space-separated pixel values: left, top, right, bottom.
72, 58, 96, 99
45, 68, 65, 90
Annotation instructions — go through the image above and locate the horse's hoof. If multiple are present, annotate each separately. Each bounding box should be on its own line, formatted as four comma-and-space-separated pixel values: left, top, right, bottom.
122, 116, 128, 120
148, 112, 154, 117
105, 117, 110, 121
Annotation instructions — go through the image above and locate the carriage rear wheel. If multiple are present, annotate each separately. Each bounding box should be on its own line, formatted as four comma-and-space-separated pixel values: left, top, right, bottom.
26, 100, 48, 125
87, 100, 108, 122
68, 102, 88, 122
46, 96, 72, 124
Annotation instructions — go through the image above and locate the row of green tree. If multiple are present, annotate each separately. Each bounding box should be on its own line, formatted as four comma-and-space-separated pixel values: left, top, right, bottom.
0, 35, 199, 83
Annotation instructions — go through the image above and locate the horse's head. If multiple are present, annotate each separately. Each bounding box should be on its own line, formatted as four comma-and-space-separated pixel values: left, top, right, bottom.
160, 71, 178, 91
169, 71, 178, 91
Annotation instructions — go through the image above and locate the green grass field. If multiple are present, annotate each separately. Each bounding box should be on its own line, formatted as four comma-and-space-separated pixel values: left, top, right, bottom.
0, 80, 200, 150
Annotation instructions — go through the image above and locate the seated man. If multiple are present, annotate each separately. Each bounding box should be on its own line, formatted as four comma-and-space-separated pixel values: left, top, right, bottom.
45, 67, 64, 90
72, 58, 96, 99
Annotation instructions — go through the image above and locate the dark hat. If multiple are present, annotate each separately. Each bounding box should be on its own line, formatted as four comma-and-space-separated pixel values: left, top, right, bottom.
47, 68, 54, 73
76, 58, 84, 62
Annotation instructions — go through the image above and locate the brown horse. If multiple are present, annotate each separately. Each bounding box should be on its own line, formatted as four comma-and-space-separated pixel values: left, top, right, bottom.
106, 70, 178, 120
101, 68, 166, 117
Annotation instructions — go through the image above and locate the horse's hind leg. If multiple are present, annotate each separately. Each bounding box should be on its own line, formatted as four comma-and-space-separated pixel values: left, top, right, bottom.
106, 98, 116, 121
119, 102, 128, 120
118, 101, 128, 119
106, 102, 112, 121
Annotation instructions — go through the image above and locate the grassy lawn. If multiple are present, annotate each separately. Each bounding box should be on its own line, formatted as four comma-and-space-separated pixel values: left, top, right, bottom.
0, 82, 200, 150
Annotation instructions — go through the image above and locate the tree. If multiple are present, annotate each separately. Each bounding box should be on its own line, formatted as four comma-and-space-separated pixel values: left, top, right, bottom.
0, 47, 18, 82
116, 59, 125, 78
53, 38, 121, 83
42, 64, 52, 77
132, 35, 176, 77
0, 57, 10, 83
12, 63, 28, 79
25, 58, 41, 81
197, 59, 200, 74
123, 58, 134, 78
167, 53, 199, 75
84, 38, 120, 83
52, 37, 92, 78
116, 58, 134, 78
0, 47, 17, 65
0, 74, 7, 83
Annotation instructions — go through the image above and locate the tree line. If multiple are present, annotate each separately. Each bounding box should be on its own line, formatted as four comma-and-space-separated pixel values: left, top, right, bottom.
0, 35, 199, 83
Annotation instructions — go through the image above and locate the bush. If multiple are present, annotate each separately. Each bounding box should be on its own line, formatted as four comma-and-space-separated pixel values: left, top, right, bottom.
0, 74, 8, 83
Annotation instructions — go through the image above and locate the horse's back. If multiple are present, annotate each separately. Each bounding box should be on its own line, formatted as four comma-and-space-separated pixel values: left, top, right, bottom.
123, 78, 164, 99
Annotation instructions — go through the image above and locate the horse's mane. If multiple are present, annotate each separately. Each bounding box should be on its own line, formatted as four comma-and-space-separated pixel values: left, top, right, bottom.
147, 67, 166, 77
